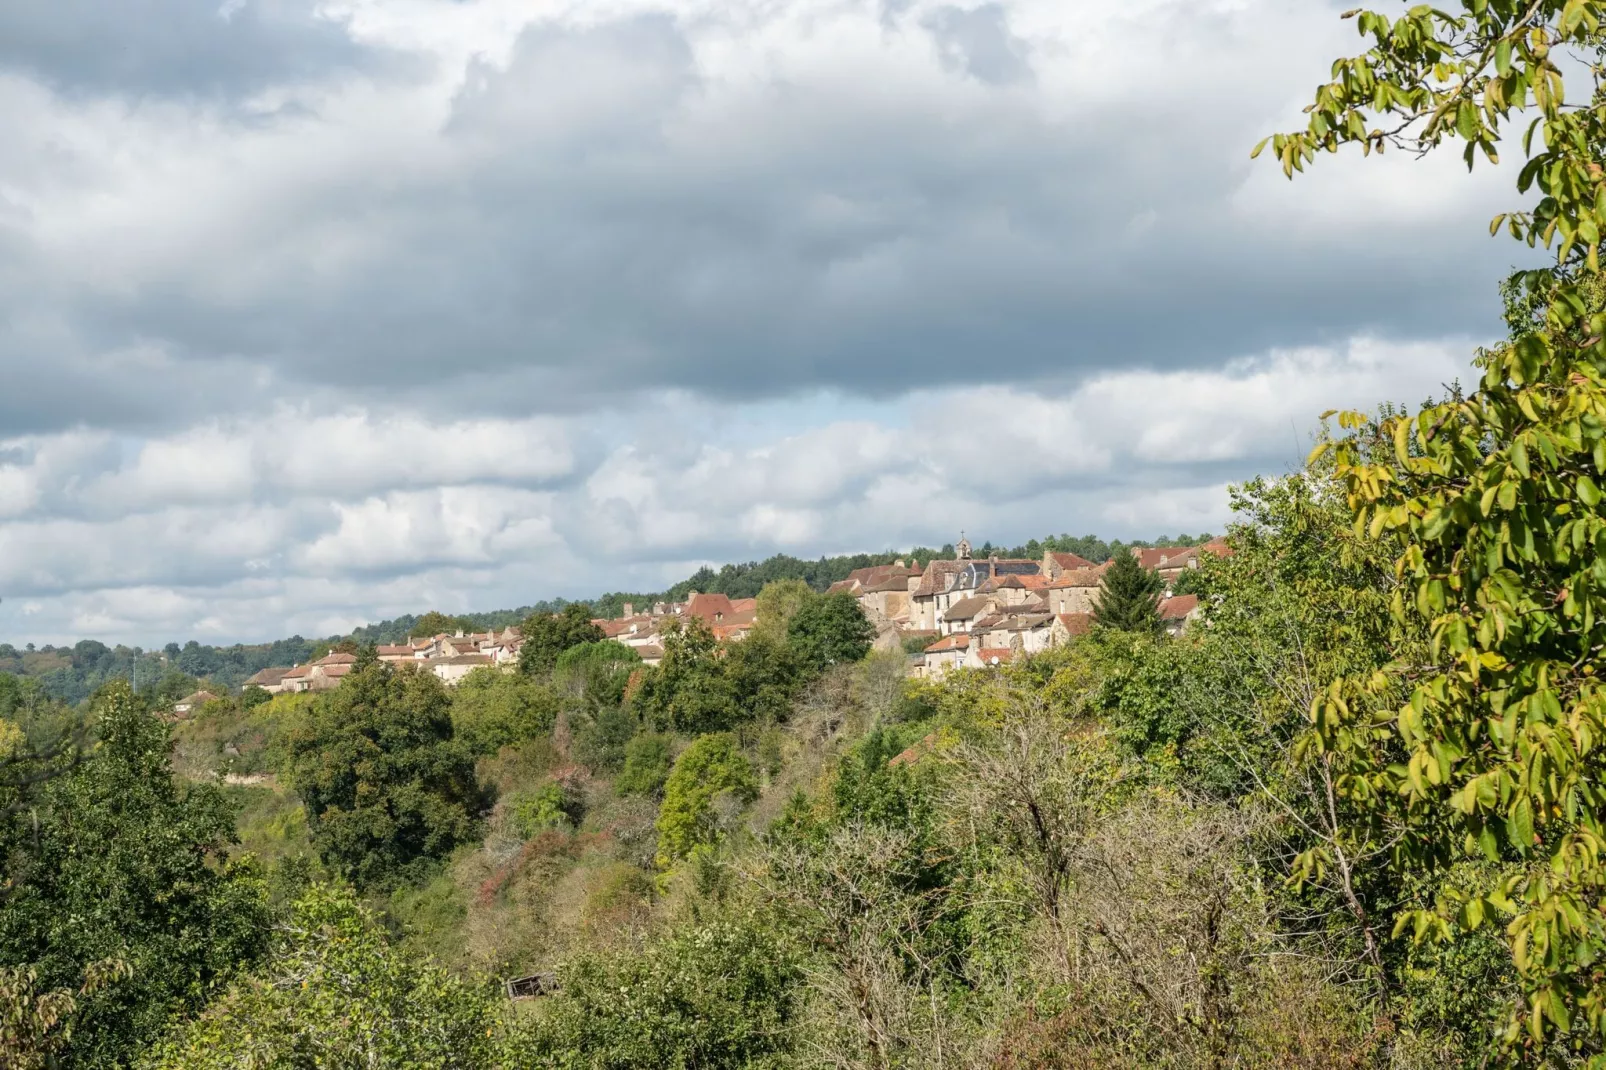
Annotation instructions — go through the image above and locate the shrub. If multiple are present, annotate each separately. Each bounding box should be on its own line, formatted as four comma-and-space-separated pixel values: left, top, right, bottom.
615, 732, 674, 797
506, 916, 799, 1069
142, 885, 500, 1070
509, 778, 585, 839
655, 733, 758, 866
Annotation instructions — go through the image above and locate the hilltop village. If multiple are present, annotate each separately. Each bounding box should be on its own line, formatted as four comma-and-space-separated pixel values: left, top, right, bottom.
218, 536, 1225, 710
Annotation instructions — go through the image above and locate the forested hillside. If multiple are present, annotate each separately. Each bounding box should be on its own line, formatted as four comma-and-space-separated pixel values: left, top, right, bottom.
0, 532, 1206, 703
10, 3, 1606, 1067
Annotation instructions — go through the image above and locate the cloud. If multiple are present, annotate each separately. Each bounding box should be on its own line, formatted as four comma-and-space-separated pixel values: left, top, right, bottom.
0, 336, 1471, 644
0, 0, 1529, 437
0, 0, 384, 100
0, 0, 1521, 646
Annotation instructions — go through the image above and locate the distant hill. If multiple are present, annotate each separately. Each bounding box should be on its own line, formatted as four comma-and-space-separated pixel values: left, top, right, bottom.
0, 530, 1212, 704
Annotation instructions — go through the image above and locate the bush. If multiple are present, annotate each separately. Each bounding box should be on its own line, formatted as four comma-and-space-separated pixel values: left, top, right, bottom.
506, 916, 800, 1070
509, 778, 585, 839
615, 732, 674, 797
656, 733, 757, 866
142, 885, 500, 1070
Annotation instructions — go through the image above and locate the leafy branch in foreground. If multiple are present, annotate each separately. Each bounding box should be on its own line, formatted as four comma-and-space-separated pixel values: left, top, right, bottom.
1262, 0, 1606, 1054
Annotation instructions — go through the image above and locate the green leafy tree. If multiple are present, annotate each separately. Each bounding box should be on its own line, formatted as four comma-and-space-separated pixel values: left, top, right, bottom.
408, 610, 473, 639
519, 604, 604, 676
142, 884, 500, 1070
616, 732, 674, 797
1091, 551, 1164, 634
752, 579, 813, 642
554, 639, 640, 708
450, 668, 561, 755
507, 917, 799, 1069
1266, 0, 1606, 1049
281, 663, 484, 887
635, 618, 739, 734
786, 591, 875, 673
0, 682, 271, 1068
656, 733, 758, 866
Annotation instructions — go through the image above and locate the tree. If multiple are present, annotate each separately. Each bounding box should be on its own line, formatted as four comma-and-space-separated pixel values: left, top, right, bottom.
752, 579, 813, 642
786, 591, 875, 673
1265, 0, 1606, 1049
518, 603, 604, 676
142, 885, 500, 1070
1091, 551, 1163, 634
615, 732, 674, 797
634, 618, 739, 734
0, 683, 271, 1068
449, 668, 560, 755
408, 610, 473, 639
281, 663, 484, 887
655, 733, 758, 866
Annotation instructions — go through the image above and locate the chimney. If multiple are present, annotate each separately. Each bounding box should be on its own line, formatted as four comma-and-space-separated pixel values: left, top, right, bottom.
455, 629, 464, 638
623, 602, 634, 617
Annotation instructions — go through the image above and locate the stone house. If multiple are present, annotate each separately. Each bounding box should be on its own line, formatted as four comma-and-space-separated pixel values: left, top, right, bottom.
1051, 612, 1093, 646
1160, 594, 1202, 637
1044, 563, 1110, 615
920, 633, 971, 679
1132, 538, 1231, 592
964, 645, 1015, 670
428, 653, 494, 686
938, 594, 999, 636
244, 667, 292, 694
171, 690, 218, 717
1042, 550, 1098, 578
972, 611, 1055, 656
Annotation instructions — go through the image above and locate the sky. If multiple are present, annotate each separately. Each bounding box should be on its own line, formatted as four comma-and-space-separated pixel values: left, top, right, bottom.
0, 0, 1532, 646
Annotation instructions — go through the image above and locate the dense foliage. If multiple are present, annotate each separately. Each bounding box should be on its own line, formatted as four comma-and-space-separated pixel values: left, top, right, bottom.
0, 683, 271, 1068
1090, 550, 1165, 634
281, 662, 485, 888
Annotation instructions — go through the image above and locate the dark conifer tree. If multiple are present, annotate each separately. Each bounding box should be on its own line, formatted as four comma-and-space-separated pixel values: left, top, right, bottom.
1091, 551, 1164, 634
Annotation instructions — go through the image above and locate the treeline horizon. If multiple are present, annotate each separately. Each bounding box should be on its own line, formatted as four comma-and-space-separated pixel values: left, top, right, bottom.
0, 531, 1214, 705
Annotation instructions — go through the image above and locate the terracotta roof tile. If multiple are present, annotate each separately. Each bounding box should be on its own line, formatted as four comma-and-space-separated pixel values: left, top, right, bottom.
1048, 551, 1098, 570
1160, 594, 1200, 620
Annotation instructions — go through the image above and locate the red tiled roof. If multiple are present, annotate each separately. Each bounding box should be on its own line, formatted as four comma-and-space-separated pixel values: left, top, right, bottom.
320, 663, 354, 679
1160, 594, 1200, 620
1047, 564, 1109, 589
246, 667, 291, 686
684, 593, 737, 624
282, 664, 312, 679
430, 653, 493, 666
976, 648, 1014, 665
1056, 613, 1093, 637
924, 633, 971, 653
1048, 551, 1098, 570
912, 561, 965, 596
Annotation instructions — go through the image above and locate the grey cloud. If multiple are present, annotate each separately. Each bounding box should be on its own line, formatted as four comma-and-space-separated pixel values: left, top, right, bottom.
0, 0, 1523, 439
922, 4, 1033, 86
0, 0, 379, 99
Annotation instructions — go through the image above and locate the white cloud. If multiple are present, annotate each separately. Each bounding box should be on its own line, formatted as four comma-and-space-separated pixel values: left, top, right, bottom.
0, 334, 1477, 644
